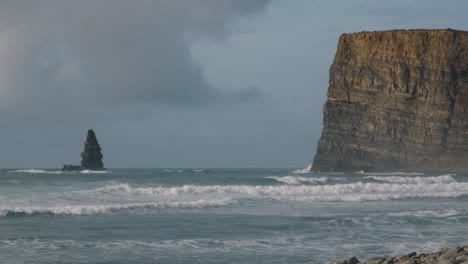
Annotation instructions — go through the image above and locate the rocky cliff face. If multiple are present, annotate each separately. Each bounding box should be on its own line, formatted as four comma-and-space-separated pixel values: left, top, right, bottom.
312, 29, 468, 172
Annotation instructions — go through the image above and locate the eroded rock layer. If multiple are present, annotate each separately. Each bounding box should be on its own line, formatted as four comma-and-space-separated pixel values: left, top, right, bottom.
312, 29, 468, 172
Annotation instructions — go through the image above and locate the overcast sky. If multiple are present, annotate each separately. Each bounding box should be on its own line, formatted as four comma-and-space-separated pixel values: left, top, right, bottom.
1, 0, 467, 168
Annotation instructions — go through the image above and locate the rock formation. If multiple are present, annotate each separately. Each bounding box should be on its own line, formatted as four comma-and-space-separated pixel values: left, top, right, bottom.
330, 245, 468, 264
312, 29, 468, 172
63, 129, 105, 171
80, 129, 104, 169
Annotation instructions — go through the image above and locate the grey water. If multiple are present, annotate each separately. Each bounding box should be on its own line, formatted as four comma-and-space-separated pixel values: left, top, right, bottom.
0, 168, 467, 264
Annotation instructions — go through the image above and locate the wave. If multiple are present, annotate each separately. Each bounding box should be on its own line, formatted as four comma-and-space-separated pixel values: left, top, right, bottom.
356, 171, 424, 176
266, 176, 328, 184
292, 164, 312, 174
0, 198, 234, 216
164, 169, 183, 172
79, 170, 111, 174
78, 181, 468, 202
387, 209, 463, 218
0, 239, 452, 264
8, 169, 64, 174
8, 169, 110, 174
365, 174, 456, 184
0, 236, 325, 255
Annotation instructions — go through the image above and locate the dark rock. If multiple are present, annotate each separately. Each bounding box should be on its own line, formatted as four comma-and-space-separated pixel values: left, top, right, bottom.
80, 129, 104, 170
365, 258, 386, 264
63, 129, 105, 171
62, 165, 83, 171
312, 29, 468, 172
332, 245, 468, 264
331, 257, 361, 264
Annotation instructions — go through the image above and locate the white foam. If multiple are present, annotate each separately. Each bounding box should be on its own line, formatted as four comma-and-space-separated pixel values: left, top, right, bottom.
86, 183, 133, 194
193, 169, 203, 172
365, 174, 456, 184
357, 171, 424, 176
8, 169, 110, 174
79, 170, 111, 174
0, 198, 234, 216
8, 169, 64, 174
163, 169, 183, 172
79, 181, 468, 202
387, 209, 462, 218
266, 176, 328, 184
292, 164, 312, 174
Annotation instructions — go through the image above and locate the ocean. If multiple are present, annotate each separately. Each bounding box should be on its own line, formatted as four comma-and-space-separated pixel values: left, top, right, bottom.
1, 167, 467, 264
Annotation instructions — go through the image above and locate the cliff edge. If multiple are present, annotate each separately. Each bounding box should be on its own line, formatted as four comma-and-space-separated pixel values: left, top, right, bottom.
312, 29, 468, 172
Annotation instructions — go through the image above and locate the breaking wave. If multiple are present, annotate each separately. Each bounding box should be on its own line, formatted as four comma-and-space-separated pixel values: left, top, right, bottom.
265, 176, 329, 184
292, 164, 312, 174
8, 169, 110, 174
164, 169, 184, 173
356, 171, 424, 176
387, 209, 463, 218
78, 181, 468, 202
365, 174, 456, 184
8, 169, 64, 174
0, 198, 234, 216
79, 170, 111, 174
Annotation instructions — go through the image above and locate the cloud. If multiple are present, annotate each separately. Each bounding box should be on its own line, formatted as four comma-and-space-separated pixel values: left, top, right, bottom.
0, 0, 271, 112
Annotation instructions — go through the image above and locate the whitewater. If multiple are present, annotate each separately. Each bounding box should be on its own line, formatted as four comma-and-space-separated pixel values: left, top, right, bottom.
1, 168, 467, 263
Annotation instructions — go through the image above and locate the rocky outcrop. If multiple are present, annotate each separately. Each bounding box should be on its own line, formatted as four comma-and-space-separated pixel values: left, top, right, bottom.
63, 129, 105, 171
62, 165, 83, 171
330, 245, 468, 264
80, 129, 104, 170
312, 29, 468, 172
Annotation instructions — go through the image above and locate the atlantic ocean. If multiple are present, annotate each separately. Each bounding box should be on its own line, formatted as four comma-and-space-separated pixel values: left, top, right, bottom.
1, 168, 467, 263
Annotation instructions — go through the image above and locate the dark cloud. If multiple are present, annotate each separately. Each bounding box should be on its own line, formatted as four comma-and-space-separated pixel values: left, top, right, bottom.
0, 0, 270, 111
3, 0, 467, 168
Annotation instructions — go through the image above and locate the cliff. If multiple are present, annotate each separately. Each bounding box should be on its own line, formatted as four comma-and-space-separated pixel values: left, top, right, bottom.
312, 29, 468, 172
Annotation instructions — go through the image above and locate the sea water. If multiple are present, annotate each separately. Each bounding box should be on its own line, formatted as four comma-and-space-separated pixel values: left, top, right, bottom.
0, 168, 467, 263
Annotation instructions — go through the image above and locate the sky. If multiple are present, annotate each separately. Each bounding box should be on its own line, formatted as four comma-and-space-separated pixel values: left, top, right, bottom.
1, 0, 467, 168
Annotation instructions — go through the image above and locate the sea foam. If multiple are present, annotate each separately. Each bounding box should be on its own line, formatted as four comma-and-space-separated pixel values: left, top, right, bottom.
356, 171, 424, 176
8, 169, 64, 174
292, 164, 312, 174
0, 198, 234, 216
387, 209, 462, 218
79, 170, 111, 174
77, 180, 468, 202
266, 176, 329, 184
365, 174, 456, 184
8, 169, 110, 174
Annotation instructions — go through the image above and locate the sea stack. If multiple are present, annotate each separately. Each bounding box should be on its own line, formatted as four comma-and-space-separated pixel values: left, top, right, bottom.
63, 129, 105, 171
312, 29, 468, 172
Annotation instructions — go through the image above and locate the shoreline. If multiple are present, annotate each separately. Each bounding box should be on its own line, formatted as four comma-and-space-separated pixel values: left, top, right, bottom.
330, 246, 468, 264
